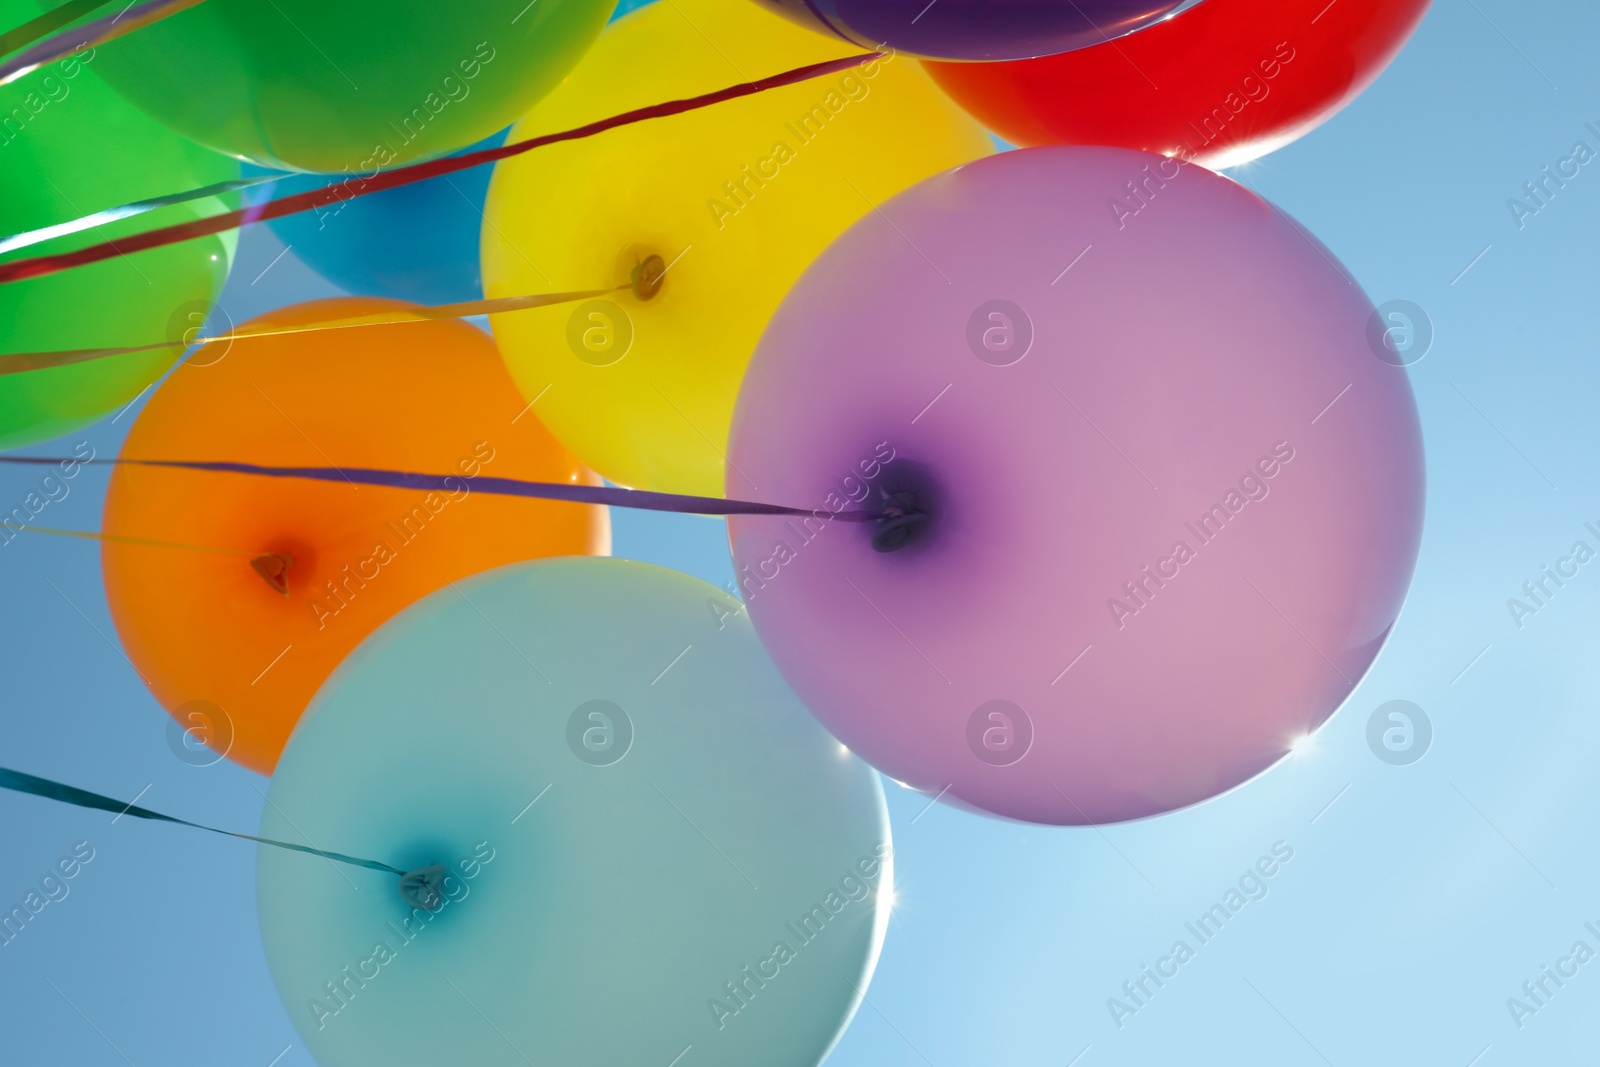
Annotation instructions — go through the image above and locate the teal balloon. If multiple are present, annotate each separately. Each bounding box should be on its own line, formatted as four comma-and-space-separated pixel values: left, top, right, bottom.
258, 557, 891, 1067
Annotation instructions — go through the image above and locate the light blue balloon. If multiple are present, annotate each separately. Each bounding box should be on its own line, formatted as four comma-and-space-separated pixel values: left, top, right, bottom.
609, 0, 656, 20
257, 557, 891, 1067
240, 130, 506, 306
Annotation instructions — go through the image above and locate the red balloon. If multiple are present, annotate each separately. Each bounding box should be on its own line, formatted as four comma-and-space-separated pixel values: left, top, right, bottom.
925, 0, 1431, 168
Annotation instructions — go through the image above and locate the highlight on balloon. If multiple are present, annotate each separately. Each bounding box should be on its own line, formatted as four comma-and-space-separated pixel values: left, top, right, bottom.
0, 0, 1478, 1062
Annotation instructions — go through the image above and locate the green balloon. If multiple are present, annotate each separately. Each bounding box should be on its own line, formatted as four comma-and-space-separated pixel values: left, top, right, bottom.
87, 0, 613, 171
259, 558, 892, 1067
0, 9, 236, 451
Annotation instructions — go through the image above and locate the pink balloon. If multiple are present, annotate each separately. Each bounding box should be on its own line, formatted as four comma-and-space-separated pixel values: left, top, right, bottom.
726, 146, 1424, 825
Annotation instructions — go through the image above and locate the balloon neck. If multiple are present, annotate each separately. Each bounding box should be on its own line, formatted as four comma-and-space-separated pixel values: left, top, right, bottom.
250, 552, 294, 597
870, 462, 940, 554
631, 254, 666, 301
398, 864, 449, 911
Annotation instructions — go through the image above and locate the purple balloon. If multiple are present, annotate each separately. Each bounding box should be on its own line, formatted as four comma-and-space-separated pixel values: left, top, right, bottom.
726, 146, 1424, 825
745, 0, 1208, 61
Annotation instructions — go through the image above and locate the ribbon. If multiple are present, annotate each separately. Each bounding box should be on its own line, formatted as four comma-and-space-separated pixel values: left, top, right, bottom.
0, 0, 112, 60
0, 285, 622, 375
0, 0, 210, 88
0, 175, 280, 258
0, 52, 883, 285
0, 765, 404, 875
0, 454, 881, 522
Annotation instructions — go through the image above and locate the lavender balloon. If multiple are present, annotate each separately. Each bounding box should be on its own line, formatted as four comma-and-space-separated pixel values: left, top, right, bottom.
745, 0, 1208, 61
726, 146, 1424, 826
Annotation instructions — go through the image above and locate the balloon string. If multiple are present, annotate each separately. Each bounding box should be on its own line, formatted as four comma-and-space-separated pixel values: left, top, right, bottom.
0, 51, 883, 285
0, 285, 625, 376
0, 521, 258, 556
0, 765, 405, 875
0, 174, 281, 257
0, 455, 882, 522
0, 0, 112, 60
0, 0, 209, 88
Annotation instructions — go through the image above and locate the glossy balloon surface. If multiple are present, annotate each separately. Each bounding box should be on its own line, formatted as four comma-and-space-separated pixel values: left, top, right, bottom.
241, 131, 505, 305
484, 0, 991, 495
0, 13, 235, 450
925, 0, 1432, 167
747, 0, 1206, 61
727, 147, 1425, 824
259, 557, 892, 1066
88, 0, 612, 170
103, 300, 608, 774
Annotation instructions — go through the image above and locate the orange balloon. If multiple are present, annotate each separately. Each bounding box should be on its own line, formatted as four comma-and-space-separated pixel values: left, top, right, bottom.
103, 298, 610, 775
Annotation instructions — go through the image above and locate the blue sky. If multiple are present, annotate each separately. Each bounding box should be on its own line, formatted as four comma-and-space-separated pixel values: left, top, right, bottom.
4, 2, 1600, 1065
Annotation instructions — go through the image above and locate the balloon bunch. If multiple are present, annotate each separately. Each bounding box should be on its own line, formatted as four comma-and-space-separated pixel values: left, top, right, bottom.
0, 0, 1432, 1062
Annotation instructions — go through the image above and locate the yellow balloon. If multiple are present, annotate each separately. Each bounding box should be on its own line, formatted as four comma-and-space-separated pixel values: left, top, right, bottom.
482, 0, 992, 496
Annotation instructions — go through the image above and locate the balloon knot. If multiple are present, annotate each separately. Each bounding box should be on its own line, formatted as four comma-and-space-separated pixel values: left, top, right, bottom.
398, 865, 448, 911
871, 494, 929, 553
250, 552, 294, 596
869, 462, 940, 553
631, 254, 666, 301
